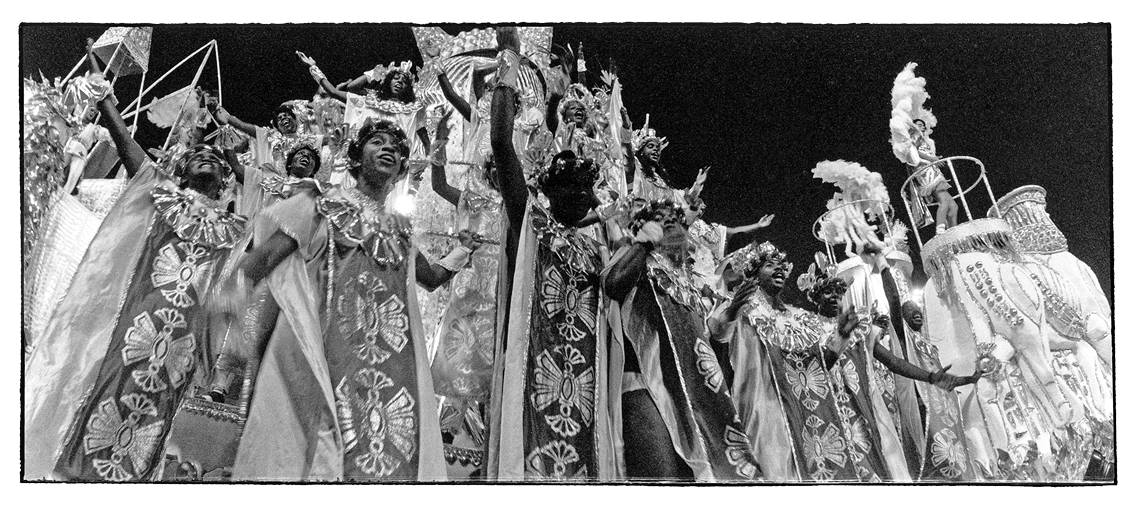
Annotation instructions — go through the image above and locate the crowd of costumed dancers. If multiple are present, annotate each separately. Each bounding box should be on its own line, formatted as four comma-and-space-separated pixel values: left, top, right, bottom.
22, 26, 1113, 483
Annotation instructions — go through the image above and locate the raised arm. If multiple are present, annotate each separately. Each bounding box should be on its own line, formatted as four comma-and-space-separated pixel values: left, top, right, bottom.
429, 109, 461, 206
84, 38, 147, 176
725, 214, 776, 238
491, 29, 528, 240
437, 72, 473, 122
222, 148, 248, 185
297, 51, 348, 102
620, 109, 637, 185
213, 106, 259, 138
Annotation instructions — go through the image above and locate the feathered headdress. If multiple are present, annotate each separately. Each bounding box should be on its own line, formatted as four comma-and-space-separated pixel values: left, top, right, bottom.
632, 114, 669, 153
889, 62, 938, 166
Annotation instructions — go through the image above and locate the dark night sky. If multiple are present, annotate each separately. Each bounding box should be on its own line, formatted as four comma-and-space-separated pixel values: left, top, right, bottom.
21, 23, 1112, 304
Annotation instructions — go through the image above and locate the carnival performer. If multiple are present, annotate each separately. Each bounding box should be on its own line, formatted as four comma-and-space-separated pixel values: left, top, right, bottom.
892, 300, 981, 481
800, 254, 980, 481
628, 118, 684, 202
202, 142, 325, 402
219, 118, 482, 481
227, 141, 323, 218
682, 183, 776, 299
61, 98, 114, 191
713, 241, 892, 481
889, 62, 957, 234
24, 54, 246, 480
214, 101, 325, 176
298, 51, 430, 157
425, 109, 506, 478
601, 200, 762, 481
484, 28, 618, 480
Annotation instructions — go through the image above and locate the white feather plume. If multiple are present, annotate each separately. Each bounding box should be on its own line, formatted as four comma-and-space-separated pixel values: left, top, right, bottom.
889, 62, 937, 165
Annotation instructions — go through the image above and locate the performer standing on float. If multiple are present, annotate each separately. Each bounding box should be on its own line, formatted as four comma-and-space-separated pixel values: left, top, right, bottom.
214, 102, 325, 176
298, 51, 430, 157
24, 42, 246, 481
601, 200, 762, 481
890, 62, 957, 234
485, 28, 618, 480
220, 119, 481, 481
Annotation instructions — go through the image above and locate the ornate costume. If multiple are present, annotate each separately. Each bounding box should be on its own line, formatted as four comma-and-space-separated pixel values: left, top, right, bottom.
486, 199, 617, 480
24, 160, 245, 481
231, 186, 445, 481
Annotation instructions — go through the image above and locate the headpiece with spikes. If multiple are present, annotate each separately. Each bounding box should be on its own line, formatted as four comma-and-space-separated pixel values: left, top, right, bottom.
170, 143, 233, 193
797, 251, 848, 303
364, 61, 416, 83
725, 240, 791, 279
632, 114, 668, 153
558, 83, 591, 121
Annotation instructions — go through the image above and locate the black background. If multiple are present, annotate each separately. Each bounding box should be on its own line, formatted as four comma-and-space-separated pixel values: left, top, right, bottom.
21, 23, 1112, 306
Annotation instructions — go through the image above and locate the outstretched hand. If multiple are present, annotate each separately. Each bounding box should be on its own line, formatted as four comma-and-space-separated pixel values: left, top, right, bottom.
755, 214, 775, 228
296, 51, 316, 67
930, 365, 983, 391
85, 37, 95, 55
690, 166, 711, 196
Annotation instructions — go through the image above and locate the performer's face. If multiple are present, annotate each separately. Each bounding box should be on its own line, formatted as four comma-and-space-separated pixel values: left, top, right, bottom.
82, 105, 98, 124
903, 304, 924, 331
390, 74, 411, 96
757, 259, 789, 294
359, 132, 405, 182
639, 139, 661, 163
564, 103, 587, 127
276, 112, 298, 135
816, 282, 847, 318
183, 153, 226, 194
654, 207, 688, 255
288, 148, 319, 178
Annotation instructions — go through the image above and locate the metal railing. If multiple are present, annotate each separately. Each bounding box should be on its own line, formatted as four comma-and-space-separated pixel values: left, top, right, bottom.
899, 155, 998, 248
812, 198, 895, 265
